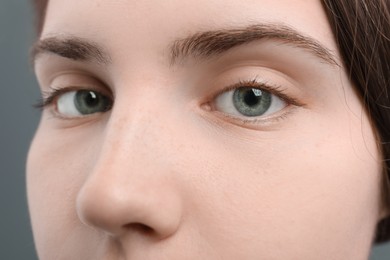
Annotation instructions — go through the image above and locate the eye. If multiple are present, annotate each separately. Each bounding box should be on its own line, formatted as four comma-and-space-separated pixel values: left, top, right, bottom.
214, 86, 287, 118
56, 90, 113, 117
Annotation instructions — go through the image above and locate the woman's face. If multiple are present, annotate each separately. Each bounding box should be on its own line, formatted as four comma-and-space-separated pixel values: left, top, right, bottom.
28, 0, 386, 259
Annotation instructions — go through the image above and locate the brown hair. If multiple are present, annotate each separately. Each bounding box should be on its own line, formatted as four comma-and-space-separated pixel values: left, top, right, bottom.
320, 0, 390, 243
31, 0, 390, 244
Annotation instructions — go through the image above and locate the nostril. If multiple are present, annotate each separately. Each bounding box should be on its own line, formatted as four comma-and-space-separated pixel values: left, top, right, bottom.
125, 223, 155, 235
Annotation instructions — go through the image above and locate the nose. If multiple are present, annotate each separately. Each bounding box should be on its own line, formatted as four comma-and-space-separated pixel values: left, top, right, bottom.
76, 113, 183, 239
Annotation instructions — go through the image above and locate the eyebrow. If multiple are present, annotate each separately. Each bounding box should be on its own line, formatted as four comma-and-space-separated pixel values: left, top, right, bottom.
31, 36, 111, 65
170, 23, 338, 66
31, 23, 338, 67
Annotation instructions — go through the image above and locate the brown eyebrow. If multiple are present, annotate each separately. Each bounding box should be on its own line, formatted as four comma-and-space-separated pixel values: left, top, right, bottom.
169, 23, 339, 66
31, 36, 111, 65
31, 23, 338, 68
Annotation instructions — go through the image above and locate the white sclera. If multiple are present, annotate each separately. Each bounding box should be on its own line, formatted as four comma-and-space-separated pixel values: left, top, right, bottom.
57, 91, 82, 117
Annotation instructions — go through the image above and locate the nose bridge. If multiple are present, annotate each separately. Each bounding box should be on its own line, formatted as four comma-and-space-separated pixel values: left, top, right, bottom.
76, 98, 183, 239
97, 84, 179, 176
106, 83, 177, 159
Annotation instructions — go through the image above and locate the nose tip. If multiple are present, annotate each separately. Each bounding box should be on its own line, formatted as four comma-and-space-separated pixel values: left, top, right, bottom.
76, 173, 182, 239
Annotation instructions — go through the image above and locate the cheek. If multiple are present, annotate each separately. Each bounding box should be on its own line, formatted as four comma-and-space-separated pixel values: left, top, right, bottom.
191, 108, 382, 257
26, 122, 100, 259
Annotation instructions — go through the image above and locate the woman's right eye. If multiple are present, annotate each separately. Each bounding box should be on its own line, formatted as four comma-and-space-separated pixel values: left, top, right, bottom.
54, 90, 113, 117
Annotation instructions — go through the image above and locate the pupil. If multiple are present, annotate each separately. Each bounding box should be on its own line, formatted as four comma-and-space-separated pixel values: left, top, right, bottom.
85, 92, 99, 107
75, 90, 109, 115
244, 89, 260, 106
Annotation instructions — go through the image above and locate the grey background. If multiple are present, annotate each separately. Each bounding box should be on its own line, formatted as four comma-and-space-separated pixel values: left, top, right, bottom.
0, 1, 389, 259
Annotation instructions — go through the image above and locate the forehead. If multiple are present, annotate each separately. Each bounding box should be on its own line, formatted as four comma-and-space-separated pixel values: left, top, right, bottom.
41, 0, 337, 57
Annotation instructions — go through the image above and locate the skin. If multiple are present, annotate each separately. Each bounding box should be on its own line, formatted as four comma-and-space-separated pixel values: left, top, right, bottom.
27, 0, 387, 259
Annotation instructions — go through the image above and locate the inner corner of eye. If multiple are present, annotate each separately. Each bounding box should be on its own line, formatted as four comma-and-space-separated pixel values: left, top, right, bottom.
200, 102, 212, 111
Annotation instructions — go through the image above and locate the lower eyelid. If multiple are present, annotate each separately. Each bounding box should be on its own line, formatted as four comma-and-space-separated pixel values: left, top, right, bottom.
211, 104, 299, 129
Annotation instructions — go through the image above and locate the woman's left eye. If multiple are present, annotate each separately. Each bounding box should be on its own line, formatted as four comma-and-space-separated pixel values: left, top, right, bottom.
214, 86, 287, 119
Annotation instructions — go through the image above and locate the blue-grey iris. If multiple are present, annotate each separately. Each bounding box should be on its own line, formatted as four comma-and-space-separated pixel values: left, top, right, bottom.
74, 90, 112, 115
233, 87, 272, 116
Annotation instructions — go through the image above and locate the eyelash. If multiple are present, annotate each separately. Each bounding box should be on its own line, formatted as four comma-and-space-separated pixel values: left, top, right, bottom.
34, 86, 110, 110
213, 77, 301, 106
35, 87, 70, 110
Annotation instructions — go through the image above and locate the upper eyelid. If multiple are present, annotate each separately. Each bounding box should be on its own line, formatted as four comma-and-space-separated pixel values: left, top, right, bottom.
34, 64, 112, 95
210, 78, 304, 108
